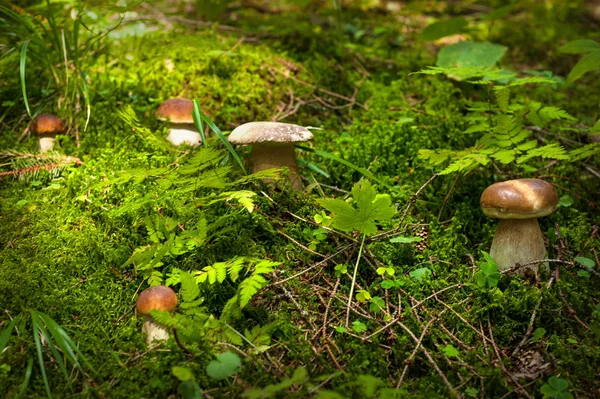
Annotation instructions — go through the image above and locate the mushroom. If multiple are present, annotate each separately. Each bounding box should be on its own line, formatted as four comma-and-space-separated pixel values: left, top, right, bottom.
29, 114, 66, 153
156, 98, 201, 147
136, 285, 178, 346
227, 122, 314, 190
480, 179, 558, 273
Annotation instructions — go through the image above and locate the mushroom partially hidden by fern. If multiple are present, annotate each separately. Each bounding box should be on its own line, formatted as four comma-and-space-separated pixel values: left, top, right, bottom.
136, 285, 178, 346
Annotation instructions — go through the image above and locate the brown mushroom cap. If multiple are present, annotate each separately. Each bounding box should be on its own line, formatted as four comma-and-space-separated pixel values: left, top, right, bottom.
156, 98, 195, 124
29, 114, 66, 136
481, 179, 558, 219
228, 122, 313, 145
136, 286, 178, 315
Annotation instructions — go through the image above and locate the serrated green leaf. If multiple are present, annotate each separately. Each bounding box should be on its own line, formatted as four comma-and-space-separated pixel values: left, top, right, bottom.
180, 271, 200, 302
436, 41, 507, 69
441, 344, 459, 357
318, 180, 394, 236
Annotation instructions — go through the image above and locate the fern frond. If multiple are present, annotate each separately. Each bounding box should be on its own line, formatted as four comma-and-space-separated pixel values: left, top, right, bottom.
494, 86, 510, 112
517, 143, 569, 164
238, 275, 268, 308
568, 143, 600, 162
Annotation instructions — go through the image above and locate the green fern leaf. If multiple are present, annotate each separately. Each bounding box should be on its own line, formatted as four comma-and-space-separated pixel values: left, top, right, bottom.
517, 144, 569, 164
229, 258, 245, 282
239, 275, 268, 308
568, 143, 600, 162
179, 270, 200, 303
494, 86, 510, 112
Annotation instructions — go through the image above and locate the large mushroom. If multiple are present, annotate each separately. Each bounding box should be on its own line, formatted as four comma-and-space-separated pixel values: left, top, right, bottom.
29, 114, 66, 153
227, 122, 314, 190
480, 179, 558, 273
156, 98, 201, 147
136, 285, 178, 346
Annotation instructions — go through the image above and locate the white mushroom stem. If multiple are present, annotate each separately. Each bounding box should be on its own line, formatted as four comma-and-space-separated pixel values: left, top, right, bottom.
248, 143, 303, 190
38, 136, 55, 153
166, 123, 201, 147
490, 218, 547, 273
141, 315, 171, 346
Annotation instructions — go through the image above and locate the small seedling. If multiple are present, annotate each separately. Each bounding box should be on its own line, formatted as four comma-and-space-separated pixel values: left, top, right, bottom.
540, 376, 573, 399
474, 251, 501, 288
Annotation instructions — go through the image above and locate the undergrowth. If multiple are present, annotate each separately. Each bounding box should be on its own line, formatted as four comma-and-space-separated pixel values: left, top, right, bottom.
0, 1, 599, 398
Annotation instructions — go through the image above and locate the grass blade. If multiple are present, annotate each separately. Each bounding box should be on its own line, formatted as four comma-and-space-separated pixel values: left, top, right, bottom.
17, 356, 34, 398
191, 100, 208, 148
37, 311, 92, 373
20, 40, 31, 118
0, 314, 21, 354
31, 311, 52, 398
296, 158, 330, 178
192, 99, 246, 175
294, 145, 395, 191
31, 312, 74, 393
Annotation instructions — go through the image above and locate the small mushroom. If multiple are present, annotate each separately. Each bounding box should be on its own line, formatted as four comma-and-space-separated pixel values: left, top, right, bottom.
227, 122, 314, 190
480, 179, 558, 273
29, 114, 66, 153
156, 98, 201, 147
136, 285, 178, 346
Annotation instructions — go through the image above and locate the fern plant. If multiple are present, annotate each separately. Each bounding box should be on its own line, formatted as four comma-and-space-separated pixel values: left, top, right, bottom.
415, 67, 599, 174
149, 259, 279, 349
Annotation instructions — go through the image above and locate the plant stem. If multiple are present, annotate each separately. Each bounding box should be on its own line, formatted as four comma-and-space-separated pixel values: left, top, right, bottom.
346, 234, 366, 327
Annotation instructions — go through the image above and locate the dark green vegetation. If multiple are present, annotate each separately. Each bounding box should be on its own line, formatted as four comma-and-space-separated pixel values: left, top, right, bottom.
1, 1, 599, 398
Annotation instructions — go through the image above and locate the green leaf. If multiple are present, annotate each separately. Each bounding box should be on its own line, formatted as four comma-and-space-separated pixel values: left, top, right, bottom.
206, 352, 241, 380
574, 256, 595, 269
351, 320, 367, 333
335, 326, 348, 333
530, 327, 546, 342
178, 380, 203, 399
19, 40, 31, 118
318, 180, 394, 236
389, 236, 423, 243
409, 267, 432, 282
172, 366, 195, 381
567, 50, 600, 83
296, 145, 394, 191
420, 17, 468, 41
436, 41, 507, 69
558, 195, 574, 208
441, 344, 459, 357
179, 270, 200, 303
548, 377, 569, 392
559, 40, 600, 54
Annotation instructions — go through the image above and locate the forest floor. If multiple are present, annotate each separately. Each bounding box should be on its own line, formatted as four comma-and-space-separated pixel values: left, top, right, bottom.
0, 1, 599, 398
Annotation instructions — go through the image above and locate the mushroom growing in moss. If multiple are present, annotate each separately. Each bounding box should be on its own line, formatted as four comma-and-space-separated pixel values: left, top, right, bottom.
136, 285, 178, 346
480, 179, 558, 273
29, 114, 66, 153
156, 98, 201, 147
227, 121, 313, 190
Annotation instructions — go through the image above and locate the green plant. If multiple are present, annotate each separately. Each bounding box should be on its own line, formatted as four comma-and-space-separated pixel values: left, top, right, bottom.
0, 311, 92, 398
540, 376, 573, 399
558, 39, 600, 83
415, 65, 596, 174
0, 1, 137, 133
318, 180, 395, 326
474, 251, 500, 288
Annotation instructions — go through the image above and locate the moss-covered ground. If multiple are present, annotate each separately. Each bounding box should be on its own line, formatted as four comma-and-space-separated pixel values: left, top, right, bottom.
0, 1, 599, 398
